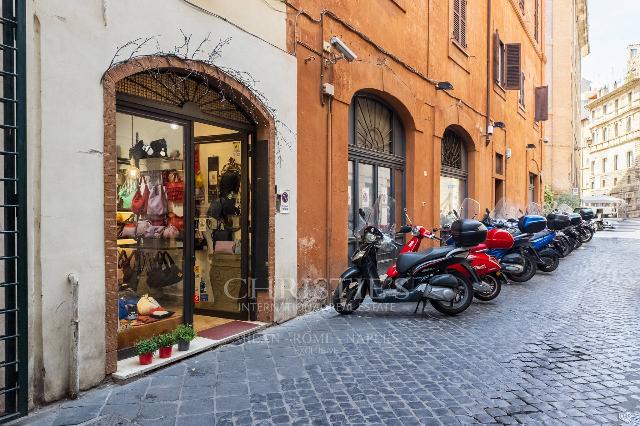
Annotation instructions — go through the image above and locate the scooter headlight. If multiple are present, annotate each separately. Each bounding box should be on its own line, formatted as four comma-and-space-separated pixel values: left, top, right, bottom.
365, 232, 377, 243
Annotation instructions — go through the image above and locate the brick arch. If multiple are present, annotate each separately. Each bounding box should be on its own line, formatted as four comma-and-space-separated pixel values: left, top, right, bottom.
102, 56, 276, 374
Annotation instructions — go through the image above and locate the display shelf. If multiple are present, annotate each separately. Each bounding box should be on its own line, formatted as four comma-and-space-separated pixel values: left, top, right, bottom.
117, 238, 183, 249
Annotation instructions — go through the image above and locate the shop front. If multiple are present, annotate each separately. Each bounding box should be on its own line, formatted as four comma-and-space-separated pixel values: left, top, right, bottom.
103, 58, 280, 368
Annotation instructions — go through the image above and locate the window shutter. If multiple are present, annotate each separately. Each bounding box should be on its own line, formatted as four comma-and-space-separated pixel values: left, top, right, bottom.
493, 31, 500, 83
504, 43, 521, 90
460, 0, 467, 47
535, 86, 549, 121
453, 0, 460, 45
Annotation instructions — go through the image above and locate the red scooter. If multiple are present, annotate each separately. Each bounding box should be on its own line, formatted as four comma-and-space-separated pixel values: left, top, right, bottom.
386, 210, 508, 301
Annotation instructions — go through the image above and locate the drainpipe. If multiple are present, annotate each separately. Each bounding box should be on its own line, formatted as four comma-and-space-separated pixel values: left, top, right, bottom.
68, 273, 79, 399
485, 0, 492, 148
325, 97, 333, 303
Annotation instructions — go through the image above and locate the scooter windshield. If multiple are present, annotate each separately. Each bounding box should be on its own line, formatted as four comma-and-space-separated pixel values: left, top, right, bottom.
459, 198, 481, 220
526, 202, 543, 216
354, 194, 397, 248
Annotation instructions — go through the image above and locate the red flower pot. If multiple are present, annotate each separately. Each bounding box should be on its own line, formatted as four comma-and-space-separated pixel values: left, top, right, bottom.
159, 346, 173, 358
138, 352, 153, 365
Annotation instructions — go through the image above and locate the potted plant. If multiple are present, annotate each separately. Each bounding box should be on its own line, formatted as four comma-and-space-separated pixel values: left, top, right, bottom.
155, 332, 175, 359
174, 324, 196, 351
135, 338, 157, 365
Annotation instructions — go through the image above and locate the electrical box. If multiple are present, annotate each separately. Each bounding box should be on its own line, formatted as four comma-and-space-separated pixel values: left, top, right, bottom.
322, 83, 335, 97
505, 148, 512, 159
323, 41, 332, 53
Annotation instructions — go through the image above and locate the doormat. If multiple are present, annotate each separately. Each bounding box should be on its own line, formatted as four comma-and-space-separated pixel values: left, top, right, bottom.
197, 320, 260, 341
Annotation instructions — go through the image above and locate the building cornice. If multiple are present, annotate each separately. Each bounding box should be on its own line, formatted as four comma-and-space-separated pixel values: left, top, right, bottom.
576, 0, 589, 56
586, 78, 640, 109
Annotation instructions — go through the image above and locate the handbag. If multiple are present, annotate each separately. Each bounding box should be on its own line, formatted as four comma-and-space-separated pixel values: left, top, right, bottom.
135, 220, 151, 237
118, 181, 136, 210
166, 172, 184, 201
137, 294, 161, 315
162, 224, 180, 239
118, 215, 137, 239
208, 198, 223, 220
143, 225, 166, 239
150, 138, 168, 158
120, 251, 139, 292
147, 184, 167, 216
168, 213, 183, 231
147, 251, 183, 289
131, 177, 150, 215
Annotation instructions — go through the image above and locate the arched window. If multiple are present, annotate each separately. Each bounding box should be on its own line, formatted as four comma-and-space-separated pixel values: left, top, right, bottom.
348, 94, 405, 256
440, 128, 468, 225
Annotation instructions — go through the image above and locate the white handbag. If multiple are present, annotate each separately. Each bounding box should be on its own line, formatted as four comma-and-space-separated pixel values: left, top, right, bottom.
137, 294, 161, 315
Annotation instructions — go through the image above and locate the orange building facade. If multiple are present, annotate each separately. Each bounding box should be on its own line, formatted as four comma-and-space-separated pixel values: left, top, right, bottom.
286, 0, 546, 303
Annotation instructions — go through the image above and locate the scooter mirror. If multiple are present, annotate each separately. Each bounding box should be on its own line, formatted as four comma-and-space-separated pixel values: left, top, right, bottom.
358, 208, 366, 220
398, 225, 412, 233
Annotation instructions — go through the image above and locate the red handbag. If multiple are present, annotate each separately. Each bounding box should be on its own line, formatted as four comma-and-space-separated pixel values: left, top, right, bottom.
168, 212, 183, 231
166, 172, 184, 202
131, 177, 149, 214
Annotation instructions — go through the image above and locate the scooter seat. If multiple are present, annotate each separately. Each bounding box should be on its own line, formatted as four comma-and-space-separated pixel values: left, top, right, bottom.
396, 246, 457, 274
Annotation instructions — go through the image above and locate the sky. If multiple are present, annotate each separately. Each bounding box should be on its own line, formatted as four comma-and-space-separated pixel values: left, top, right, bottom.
581, 0, 640, 89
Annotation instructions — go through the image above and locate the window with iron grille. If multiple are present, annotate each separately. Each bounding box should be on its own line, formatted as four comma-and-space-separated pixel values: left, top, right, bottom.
452, 0, 467, 48
519, 0, 525, 14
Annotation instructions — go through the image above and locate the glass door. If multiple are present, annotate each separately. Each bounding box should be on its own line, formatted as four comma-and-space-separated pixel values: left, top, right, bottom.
191, 122, 250, 328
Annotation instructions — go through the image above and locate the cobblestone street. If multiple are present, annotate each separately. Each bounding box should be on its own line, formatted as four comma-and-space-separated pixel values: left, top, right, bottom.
17, 227, 640, 425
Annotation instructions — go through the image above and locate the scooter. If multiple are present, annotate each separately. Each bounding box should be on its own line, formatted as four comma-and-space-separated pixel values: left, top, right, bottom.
333, 196, 484, 316
386, 209, 504, 302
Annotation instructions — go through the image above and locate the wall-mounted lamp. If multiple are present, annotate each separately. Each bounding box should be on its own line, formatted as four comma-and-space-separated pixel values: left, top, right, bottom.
494, 121, 506, 129
526, 143, 537, 149
436, 81, 454, 91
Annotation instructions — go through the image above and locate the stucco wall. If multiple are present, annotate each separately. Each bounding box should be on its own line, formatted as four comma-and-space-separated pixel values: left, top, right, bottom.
289, 0, 546, 294
27, 0, 296, 404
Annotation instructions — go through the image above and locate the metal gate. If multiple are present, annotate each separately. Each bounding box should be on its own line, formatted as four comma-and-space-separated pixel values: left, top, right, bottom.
0, 0, 27, 422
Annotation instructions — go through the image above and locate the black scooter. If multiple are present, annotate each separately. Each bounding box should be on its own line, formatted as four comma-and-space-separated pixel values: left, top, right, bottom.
333, 209, 484, 316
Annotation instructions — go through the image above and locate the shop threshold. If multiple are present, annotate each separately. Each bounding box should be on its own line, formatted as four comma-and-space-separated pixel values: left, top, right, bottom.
112, 322, 267, 381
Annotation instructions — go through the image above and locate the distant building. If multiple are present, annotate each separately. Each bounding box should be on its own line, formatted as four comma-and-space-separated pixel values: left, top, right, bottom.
583, 45, 640, 217
543, 0, 590, 195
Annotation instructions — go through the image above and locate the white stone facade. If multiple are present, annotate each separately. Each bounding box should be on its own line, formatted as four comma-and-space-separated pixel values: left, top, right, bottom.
583, 76, 640, 216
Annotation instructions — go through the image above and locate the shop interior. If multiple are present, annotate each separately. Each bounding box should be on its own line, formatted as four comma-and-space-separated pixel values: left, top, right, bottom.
115, 112, 251, 356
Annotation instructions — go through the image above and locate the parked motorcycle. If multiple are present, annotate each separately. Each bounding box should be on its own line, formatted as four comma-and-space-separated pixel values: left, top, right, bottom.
334, 196, 485, 316
440, 199, 506, 301
523, 202, 561, 272
481, 200, 546, 282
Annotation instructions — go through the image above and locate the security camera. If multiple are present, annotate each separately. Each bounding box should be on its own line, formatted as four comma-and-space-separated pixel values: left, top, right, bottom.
487, 124, 494, 136
330, 36, 357, 62
543, 138, 550, 144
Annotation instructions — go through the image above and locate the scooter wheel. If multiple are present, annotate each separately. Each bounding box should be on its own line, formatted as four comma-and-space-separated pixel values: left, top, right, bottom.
473, 273, 504, 301
430, 272, 474, 315
332, 281, 361, 315
505, 254, 537, 282
538, 253, 559, 272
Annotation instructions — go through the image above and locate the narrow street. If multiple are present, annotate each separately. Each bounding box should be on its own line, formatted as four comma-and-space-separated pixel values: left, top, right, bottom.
18, 227, 640, 425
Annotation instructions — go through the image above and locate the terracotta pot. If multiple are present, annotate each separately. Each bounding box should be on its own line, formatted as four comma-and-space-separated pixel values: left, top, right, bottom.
138, 352, 153, 365
159, 346, 173, 358
177, 340, 190, 351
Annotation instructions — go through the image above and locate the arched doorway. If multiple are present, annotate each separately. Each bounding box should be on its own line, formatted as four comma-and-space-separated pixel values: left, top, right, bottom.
440, 128, 468, 225
347, 93, 405, 261
103, 57, 275, 369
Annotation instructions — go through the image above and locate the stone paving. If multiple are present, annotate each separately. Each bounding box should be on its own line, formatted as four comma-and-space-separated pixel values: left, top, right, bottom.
14, 233, 640, 425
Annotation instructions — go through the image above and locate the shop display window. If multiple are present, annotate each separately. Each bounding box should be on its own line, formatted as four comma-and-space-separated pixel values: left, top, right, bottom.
115, 112, 186, 349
